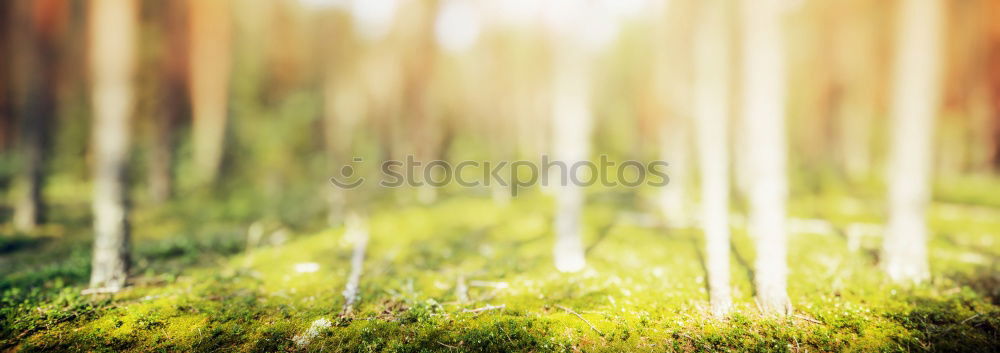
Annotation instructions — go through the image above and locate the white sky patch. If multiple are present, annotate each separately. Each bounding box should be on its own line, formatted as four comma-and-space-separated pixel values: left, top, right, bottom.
486, 0, 540, 26
435, 0, 481, 53
298, 0, 350, 10
351, 0, 399, 41
580, 13, 619, 51
598, 0, 649, 20
537, 0, 629, 52
294, 262, 321, 273
540, 0, 585, 38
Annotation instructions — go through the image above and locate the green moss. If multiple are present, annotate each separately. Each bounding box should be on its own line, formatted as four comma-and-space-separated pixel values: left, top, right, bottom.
2, 190, 999, 352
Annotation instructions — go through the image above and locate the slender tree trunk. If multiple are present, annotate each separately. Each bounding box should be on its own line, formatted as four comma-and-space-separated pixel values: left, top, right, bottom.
882, 0, 944, 284
188, 0, 231, 184
399, 1, 440, 205
986, 3, 1000, 170
322, 79, 364, 224
148, 98, 177, 203
148, 0, 187, 203
10, 0, 62, 232
659, 121, 692, 225
551, 46, 592, 273
741, 0, 791, 314
656, 0, 695, 227
0, 1, 11, 154
319, 14, 356, 225
693, 0, 733, 316
88, 0, 137, 291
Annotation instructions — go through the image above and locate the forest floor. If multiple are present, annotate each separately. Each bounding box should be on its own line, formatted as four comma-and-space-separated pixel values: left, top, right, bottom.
1, 178, 999, 352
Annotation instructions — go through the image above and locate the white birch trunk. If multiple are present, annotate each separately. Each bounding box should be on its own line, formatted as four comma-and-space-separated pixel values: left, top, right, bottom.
659, 123, 692, 226
551, 47, 592, 273
188, 0, 232, 184
655, 0, 695, 227
882, 0, 943, 284
741, 0, 791, 314
88, 0, 137, 291
693, 0, 732, 316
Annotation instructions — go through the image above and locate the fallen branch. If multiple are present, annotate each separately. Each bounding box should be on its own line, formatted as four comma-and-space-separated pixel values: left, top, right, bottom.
960, 313, 980, 325
463, 304, 505, 313
793, 314, 823, 325
437, 341, 458, 349
341, 215, 369, 316
556, 305, 603, 336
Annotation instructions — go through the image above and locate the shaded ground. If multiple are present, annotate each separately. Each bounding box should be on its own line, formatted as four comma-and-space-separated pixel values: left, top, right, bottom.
1, 181, 999, 352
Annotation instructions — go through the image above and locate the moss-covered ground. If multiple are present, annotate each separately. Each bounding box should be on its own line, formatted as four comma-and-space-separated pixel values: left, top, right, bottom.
1, 178, 999, 352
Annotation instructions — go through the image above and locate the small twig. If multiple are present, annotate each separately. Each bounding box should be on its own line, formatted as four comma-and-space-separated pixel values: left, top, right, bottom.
437, 341, 458, 349
463, 304, 505, 313
556, 305, 603, 336
341, 215, 369, 316
793, 314, 823, 325
960, 313, 980, 325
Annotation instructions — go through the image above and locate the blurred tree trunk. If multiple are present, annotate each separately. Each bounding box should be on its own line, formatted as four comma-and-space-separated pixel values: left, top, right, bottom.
321, 13, 363, 224
693, 0, 732, 317
10, 0, 65, 232
0, 1, 11, 154
551, 46, 591, 273
322, 80, 364, 224
986, 1, 1000, 170
188, 0, 231, 184
832, 1, 879, 181
88, 0, 137, 290
148, 0, 187, 203
881, 0, 944, 283
656, 0, 695, 227
741, 0, 791, 314
398, 0, 441, 204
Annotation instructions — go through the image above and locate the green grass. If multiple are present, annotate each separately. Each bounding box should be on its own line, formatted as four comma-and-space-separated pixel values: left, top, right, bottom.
1, 188, 998, 352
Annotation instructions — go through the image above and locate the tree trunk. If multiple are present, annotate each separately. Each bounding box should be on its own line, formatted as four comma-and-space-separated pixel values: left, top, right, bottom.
88, 0, 137, 291
741, 0, 791, 314
551, 47, 591, 273
881, 0, 944, 284
656, 0, 695, 228
693, 0, 733, 317
10, 0, 63, 232
0, 1, 11, 154
188, 0, 231, 184
322, 79, 365, 224
148, 0, 187, 203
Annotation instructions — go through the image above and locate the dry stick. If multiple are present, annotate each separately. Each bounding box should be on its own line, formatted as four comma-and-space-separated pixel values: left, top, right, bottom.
463, 304, 505, 313
793, 314, 823, 325
341, 219, 369, 316
437, 341, 458, 349
960, 313, 980, 325
556, 305, 603, 336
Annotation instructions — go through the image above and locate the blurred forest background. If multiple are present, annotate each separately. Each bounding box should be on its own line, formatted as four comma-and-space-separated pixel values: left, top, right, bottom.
1, 0, 1000, 351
